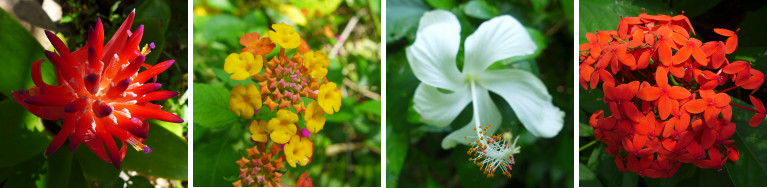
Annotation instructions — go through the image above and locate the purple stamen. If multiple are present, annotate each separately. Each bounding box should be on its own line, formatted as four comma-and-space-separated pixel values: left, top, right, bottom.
300, 128, 311, 137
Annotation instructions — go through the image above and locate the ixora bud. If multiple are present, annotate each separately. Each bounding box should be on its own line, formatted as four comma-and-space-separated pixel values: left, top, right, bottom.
11, 10, 182, 169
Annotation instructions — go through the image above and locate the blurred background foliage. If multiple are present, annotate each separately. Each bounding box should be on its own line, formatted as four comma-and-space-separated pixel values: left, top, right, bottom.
192, 0, 381, 186
0, 0, 188, 187
386, 0, 573, 187
579, 0, 767, 186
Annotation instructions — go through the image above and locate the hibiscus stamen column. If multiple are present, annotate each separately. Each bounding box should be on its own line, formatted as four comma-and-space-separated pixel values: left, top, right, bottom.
466, 81, 520, 178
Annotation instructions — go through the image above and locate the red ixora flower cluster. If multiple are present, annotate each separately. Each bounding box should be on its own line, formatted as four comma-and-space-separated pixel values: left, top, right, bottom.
11, 11, 183, 169
579, 9, 766, 178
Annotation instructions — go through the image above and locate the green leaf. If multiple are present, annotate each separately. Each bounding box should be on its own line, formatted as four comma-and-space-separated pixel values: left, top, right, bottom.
135, 0, 170, 64
0, 8, 57, 96
579, 123, 593, 137
385, 0, 429, 43
122, 122, 188, 180
621, 171, 638, 186
579, 163, 602, 186
203, 14, 245, 47
425, 0, 455, 9
453, 145, 491, 188
0, 100, 51, 168
192, 124, 242, 186
358, 100, 381, 115
242, 10, 268, 33
136, 0, 171, 30
36, 147, 74, 188
326, 111, 355, 122
724, 98, 767, 186
463, 0, 498, 20
385, 126, 408, 188
205, 0, 236, 12
193, 83, 238, 127
530, 0, 550, 13
0, 153, 45, 187
74, 146, 120, 187
292, 0, 344, 15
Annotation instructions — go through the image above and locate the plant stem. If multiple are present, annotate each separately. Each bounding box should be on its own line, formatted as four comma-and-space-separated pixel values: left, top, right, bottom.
579, 140, 598, 152
730, 103, 759, 113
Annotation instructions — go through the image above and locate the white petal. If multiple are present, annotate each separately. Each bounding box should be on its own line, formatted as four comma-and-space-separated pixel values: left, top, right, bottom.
406, 10, 465, 90
476, 69, 564, 138
413, 83, 471, 127
463, 15, 536, 74
441, 84, 501, 149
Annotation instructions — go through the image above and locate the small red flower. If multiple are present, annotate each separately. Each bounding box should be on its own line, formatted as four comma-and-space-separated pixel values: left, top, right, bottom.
11, 11, 183, 169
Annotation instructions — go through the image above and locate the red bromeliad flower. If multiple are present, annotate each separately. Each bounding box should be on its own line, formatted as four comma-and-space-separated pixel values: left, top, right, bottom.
581, 9, 765, 178
11, 11, 183, 169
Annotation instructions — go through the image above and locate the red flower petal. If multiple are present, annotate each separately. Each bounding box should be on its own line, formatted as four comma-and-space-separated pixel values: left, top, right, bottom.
723, 61, 749, 74
751, 95, 766, 113
713, 93, 731, 108
672, 45, 692, 65
750, 113, 765, 127
658, 42, 673, 66
637, 87, 662, 101
700, 129, 717, 149
684, 99, 708, 114
667, 86, 691, 100
120, 104, 184, 123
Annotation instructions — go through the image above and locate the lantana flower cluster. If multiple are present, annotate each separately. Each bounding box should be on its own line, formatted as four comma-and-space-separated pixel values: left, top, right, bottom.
12, 11, 182, 169
580, 10, 766, 178
227, 22, 341, 186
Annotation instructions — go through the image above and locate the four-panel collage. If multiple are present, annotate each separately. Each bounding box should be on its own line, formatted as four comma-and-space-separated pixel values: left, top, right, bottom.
0, 0, 764, 187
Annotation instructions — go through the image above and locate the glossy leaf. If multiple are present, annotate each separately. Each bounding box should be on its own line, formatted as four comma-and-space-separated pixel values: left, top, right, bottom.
0, 100, 51, 167
385, 0, 428, 43
0, 8, 56, 96
192, 124, 242, 186
193, 83, 238, 127
463, 0, 498, 20
122, 122, 188, 180
74, 146, 120, 187
724, 98, 767, 186
385, 126, 408, 188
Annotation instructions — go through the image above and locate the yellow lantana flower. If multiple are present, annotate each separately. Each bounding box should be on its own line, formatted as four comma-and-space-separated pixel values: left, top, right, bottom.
317, 82, 342, 114
224, 52, 262, 80
268, 22, 301, 49
267, 109, 298, 144
305, 101, 326, 133
284, 134, 313, 167
249, 120, 268, 142
229, 83, 262, 119
303, 51, 329, 78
